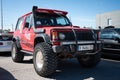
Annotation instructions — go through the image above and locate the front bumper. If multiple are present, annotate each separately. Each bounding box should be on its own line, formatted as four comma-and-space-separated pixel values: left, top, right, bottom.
52, 41, 102, 55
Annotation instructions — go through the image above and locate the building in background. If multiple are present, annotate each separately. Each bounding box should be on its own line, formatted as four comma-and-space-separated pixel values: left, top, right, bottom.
96, 10, 120, 29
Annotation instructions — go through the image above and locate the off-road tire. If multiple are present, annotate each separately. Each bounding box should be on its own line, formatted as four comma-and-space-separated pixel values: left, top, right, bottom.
11, 42, 24, 62
33, 42, 57, 77
77, 53, 101, 67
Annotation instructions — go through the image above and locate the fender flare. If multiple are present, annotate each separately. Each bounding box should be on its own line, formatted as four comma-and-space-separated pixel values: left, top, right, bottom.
34, 34, 51, 44
12, 36, 21, 48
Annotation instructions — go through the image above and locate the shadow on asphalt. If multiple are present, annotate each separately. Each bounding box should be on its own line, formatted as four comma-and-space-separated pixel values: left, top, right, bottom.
0, 68, 17, 80
0, 52, 33, 64
50, 59, 120, 80
101, 50, 120, 61
0, 52, 11, 57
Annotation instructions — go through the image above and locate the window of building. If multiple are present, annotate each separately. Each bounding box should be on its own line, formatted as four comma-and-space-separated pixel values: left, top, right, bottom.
107, 19, 112, 26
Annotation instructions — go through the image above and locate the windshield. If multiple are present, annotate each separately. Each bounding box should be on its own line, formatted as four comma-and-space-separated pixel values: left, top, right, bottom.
114, 29, 120, 34
35, 12, 71, 27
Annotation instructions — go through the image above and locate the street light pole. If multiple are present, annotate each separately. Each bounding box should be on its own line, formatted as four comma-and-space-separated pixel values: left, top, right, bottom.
1, 0, 3, 32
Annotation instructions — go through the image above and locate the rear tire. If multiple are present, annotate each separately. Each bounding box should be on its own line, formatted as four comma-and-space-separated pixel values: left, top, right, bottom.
33, 42, 57, 77
77, 53, 101, 67
11, 42, 24, 62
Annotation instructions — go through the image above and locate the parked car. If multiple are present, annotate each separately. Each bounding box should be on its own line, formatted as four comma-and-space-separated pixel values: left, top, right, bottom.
0, 32, 13, 52
100, 26, 120, 53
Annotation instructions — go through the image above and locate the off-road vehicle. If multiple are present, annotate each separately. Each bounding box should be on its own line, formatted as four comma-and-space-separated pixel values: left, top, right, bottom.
11, 6, 102, 77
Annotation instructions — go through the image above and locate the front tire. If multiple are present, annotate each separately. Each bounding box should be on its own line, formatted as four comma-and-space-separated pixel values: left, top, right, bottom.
77, 53, 101, 67
11, 42, 24, 62
33, 42, 57, 77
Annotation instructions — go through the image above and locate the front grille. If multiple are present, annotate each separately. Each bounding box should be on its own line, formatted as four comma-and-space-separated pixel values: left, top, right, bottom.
76, 31, 94, 41
58, 29, 94, 41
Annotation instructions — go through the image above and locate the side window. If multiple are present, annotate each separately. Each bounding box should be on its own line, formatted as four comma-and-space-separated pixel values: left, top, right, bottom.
107, 19, 112, 26
24, 15, 31, 28
16, 18, 23, 30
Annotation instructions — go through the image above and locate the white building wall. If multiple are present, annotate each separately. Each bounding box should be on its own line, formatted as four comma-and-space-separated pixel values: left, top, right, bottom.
96, 11, 120, 29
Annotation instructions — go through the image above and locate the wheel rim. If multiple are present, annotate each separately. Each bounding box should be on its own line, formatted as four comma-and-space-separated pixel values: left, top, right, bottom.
36, 50, 43, 69
12, 46, 16, 59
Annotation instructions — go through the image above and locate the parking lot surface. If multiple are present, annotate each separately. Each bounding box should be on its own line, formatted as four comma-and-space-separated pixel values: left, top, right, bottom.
0, 53, 120, 80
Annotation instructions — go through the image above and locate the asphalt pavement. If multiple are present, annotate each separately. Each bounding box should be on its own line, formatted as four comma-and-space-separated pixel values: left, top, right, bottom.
0, 52, 120, 80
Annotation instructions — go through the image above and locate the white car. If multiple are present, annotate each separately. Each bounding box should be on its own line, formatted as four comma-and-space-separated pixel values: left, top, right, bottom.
0, 32, 13, 52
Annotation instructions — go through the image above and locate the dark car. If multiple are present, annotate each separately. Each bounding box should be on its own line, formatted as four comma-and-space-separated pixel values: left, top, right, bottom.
100, 27, 120, 52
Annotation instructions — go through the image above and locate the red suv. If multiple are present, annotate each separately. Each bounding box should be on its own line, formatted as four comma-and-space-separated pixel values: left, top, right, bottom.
11, 6, 102, 77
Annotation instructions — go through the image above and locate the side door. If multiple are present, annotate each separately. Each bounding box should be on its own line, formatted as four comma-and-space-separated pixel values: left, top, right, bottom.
22, 14, 35, 51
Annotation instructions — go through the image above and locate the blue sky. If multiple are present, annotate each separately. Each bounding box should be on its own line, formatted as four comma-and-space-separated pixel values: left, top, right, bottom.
1, 0, 120, 30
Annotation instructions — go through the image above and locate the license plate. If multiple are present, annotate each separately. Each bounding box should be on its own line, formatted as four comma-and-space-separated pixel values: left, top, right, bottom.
7, 42, 12, 45
78, 45, 93, 51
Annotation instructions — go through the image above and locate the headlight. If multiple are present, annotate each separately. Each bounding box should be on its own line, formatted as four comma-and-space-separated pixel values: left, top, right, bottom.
59, 33, 65, 40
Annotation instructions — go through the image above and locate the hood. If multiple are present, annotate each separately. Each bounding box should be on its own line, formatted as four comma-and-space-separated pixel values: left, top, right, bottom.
36, 26, 91, 36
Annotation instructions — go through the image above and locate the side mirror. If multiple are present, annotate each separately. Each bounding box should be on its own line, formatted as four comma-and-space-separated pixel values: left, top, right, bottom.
25, 22, 29, 28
